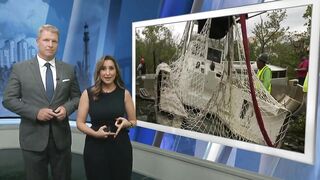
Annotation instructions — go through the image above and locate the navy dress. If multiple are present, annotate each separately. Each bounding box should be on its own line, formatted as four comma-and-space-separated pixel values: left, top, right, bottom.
84, 86, 132, 180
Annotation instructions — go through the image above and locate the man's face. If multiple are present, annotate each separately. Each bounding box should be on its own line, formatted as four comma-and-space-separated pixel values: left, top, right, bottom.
256, 60, 264, 70
37, 30, 58, 60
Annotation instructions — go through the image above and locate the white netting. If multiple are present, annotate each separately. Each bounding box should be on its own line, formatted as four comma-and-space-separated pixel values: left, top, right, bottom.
155, 18, 292, 146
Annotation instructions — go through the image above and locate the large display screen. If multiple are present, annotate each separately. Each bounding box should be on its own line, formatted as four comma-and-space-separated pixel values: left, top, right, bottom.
132, 0, 320, 164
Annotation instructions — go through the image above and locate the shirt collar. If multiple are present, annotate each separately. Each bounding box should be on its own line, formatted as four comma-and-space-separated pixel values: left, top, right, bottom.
37, 54, 56, 68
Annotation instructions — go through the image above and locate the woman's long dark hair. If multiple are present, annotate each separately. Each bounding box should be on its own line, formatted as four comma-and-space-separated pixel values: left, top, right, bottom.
91, 55, 124, 100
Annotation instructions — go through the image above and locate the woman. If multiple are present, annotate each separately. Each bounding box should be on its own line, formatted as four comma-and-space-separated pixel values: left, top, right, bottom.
76, 55, 137, 180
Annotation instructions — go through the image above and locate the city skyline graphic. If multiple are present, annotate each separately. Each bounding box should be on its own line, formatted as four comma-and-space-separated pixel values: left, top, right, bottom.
0, 38, 37, 68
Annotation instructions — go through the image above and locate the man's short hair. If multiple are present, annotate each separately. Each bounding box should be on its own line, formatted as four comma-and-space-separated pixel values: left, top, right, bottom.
38, 24, 59, 39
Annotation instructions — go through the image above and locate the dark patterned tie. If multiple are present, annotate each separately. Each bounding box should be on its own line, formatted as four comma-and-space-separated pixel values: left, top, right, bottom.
45, 63, 54, 100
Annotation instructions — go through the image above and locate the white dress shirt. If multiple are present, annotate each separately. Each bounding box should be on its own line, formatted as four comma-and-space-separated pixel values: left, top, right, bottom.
37, 55, 57, 90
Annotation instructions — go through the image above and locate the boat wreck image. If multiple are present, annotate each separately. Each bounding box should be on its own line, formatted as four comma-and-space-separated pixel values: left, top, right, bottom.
136, 14, 306, 149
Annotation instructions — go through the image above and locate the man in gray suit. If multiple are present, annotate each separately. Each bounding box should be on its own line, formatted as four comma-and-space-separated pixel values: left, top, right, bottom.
2, 24, 80, 180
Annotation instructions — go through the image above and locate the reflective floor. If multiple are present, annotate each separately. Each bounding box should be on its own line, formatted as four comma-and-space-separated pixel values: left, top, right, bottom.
0, 149, 155, 180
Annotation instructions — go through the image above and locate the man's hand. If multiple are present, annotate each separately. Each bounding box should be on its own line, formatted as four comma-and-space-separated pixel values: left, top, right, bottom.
37, 108, 56, 121
53, 106, 67, 121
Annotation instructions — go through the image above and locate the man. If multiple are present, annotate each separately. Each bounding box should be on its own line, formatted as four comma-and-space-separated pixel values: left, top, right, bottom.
137, 57, 146, 76
303, 72, 308, 93
295, 56, 309, 85
256, 53, 272, 93
2, 24, 80, 180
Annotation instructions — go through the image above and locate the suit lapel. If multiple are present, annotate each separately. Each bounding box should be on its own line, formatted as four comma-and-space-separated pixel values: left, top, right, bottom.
29, 58, 48, 101
53, 60, 63, 100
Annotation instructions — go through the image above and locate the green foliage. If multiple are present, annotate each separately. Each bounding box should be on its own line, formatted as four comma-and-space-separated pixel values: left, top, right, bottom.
250, 8, 310, 79
135, 25, 178, 73
251, 9, 288, 55
303, 5, 312, 32
269, 42, 297, 79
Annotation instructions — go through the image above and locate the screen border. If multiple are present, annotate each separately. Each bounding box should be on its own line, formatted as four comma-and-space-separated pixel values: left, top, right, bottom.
132, 0, 320, 164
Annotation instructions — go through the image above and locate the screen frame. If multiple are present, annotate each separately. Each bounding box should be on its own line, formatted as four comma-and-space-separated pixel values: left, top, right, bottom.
132, 0, 320, 164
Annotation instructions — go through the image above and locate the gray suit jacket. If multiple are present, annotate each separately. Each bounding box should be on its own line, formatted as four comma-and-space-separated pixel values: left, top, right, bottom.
2, 57, 80, 151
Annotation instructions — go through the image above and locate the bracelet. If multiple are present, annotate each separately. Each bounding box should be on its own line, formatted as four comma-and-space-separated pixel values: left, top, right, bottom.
128, 121, 134, 128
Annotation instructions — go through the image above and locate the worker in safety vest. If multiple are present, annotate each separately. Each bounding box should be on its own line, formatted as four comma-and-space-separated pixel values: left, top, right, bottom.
303, 72, 308, 93
256, 53, 272, 93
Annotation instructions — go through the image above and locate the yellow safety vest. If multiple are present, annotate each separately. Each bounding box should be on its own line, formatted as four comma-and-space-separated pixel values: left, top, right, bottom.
257, 65, 272, 93
303, 73, 308, 93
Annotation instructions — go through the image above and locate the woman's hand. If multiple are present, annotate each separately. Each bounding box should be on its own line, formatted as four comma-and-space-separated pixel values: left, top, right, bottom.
114, 117, 132, 137
94, 125, 115, 138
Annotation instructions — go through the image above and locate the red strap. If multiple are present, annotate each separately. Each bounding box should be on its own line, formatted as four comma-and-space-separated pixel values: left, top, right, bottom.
239, 14, 273, 147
